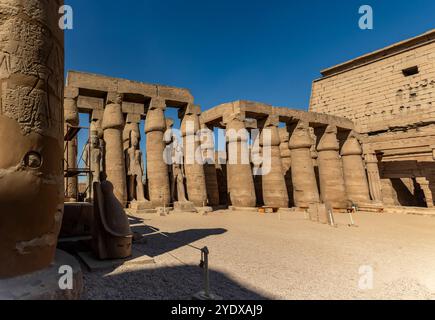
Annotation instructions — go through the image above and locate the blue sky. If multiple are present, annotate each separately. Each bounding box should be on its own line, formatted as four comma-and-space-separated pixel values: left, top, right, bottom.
65, 0, 434, 167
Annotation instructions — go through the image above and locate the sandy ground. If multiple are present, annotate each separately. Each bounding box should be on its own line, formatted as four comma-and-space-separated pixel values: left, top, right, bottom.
82, 209, 435, 300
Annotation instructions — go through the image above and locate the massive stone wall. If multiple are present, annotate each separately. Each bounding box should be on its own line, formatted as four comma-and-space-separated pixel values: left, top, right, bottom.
309, 30, 435, 208
309, 30, 435, 134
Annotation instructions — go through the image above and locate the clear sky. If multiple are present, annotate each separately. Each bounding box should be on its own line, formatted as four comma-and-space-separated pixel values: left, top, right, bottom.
65, 0, 434, 111
65, 0, 434, 169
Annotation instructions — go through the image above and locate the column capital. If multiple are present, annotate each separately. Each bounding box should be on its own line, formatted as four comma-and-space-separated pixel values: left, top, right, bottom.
106, 92, 123, 105
288, 121, 313, 150
150, 97, 166, 111
317, 125, 339, 152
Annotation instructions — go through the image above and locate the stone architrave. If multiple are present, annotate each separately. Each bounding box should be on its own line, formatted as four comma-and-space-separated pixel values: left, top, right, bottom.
102, 94, 128, 207
0, 0, 67, 279
341, 133, 371, 204
316, 125, 348, 209
145, 98, 171, 207
288, 121, 320, 208
181, 105, 208, 206
225, 113, 256, 207
260, 115, 289, 208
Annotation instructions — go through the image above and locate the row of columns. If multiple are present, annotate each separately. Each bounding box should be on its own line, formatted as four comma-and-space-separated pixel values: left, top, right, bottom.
65, 94, 212, 208
64, 95, 379, 210
220, 116, 374, 209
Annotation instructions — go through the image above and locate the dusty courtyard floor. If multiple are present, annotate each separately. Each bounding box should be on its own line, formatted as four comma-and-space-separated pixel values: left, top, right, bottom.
82, 209, 435, 300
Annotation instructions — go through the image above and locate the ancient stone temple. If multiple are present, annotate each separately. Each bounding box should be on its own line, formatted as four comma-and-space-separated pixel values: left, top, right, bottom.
310, 29, 435, 208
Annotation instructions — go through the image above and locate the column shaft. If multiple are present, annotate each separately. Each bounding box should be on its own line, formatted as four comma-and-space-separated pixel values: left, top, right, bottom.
64, 97, 79, 201
279, 128, 294, 207
316, 125, 348, 209
0, 0, 64, 278
226, 116, 256, 207
288, 121, 320, 208
341, 134, 371, 204
145, 99, 170, 206
261, 117, 289, 208
102, 96, 128, 207
201, 125, 220, 206
365, 153, 383, 202
181, 106, 208, 206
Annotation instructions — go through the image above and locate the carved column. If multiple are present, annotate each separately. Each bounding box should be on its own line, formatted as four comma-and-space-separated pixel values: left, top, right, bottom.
64, 90, 79, 202
200, 124, 220, 207
181, 105, 208, 207
260, 115, 289, 208
316, 125, 348, 209
102, 93, 128, 207
365, 152, 383, 202
145, 98, 170, 207
0, 0, 65, 278
288, 121, 320, 208
416, 177, 434, 208
279, 128, 294, 207
225, 113, 256, 207
341, 133, 371, 204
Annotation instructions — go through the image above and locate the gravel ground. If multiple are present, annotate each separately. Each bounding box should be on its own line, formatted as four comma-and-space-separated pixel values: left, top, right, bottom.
82, 209, 435, 300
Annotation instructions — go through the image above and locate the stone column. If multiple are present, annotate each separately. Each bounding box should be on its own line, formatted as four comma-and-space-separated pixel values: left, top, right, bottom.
64, 90, 79, 202
102, 93, 128, 207
288, 121, 320, 208
181, 105, 208, 206
225, 113, 256, 207
279, 128, 294, 207
145, 98, 170, 207
316, 125, 348, 209
0, 0, 65, 278
260, 116, 289, 208
341, 133, 371, 204
416, 177, 434, 208
200, 124, 220, 207
365, 152, 383, 202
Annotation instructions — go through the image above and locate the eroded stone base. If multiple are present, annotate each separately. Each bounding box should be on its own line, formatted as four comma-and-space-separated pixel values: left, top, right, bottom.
174, 201, 197, 212
0, 250, 83, 300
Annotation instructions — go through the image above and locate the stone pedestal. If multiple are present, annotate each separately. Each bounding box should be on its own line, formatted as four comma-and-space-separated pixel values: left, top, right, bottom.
145, 98, 171, 207
0, 250, 83, 300
129, 201, 154, 211
341, 134, 371, 204
288, 121, 320, 208
60, 202, 94, 238
316, 125, 348, 209
260, 116, 289, 208
181, 105, 208, 206
174, 201, 197, 212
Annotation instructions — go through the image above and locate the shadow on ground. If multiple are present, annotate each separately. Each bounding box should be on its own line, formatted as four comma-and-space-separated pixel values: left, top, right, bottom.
82, 263, 270, 300
130, 223, 227, 258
